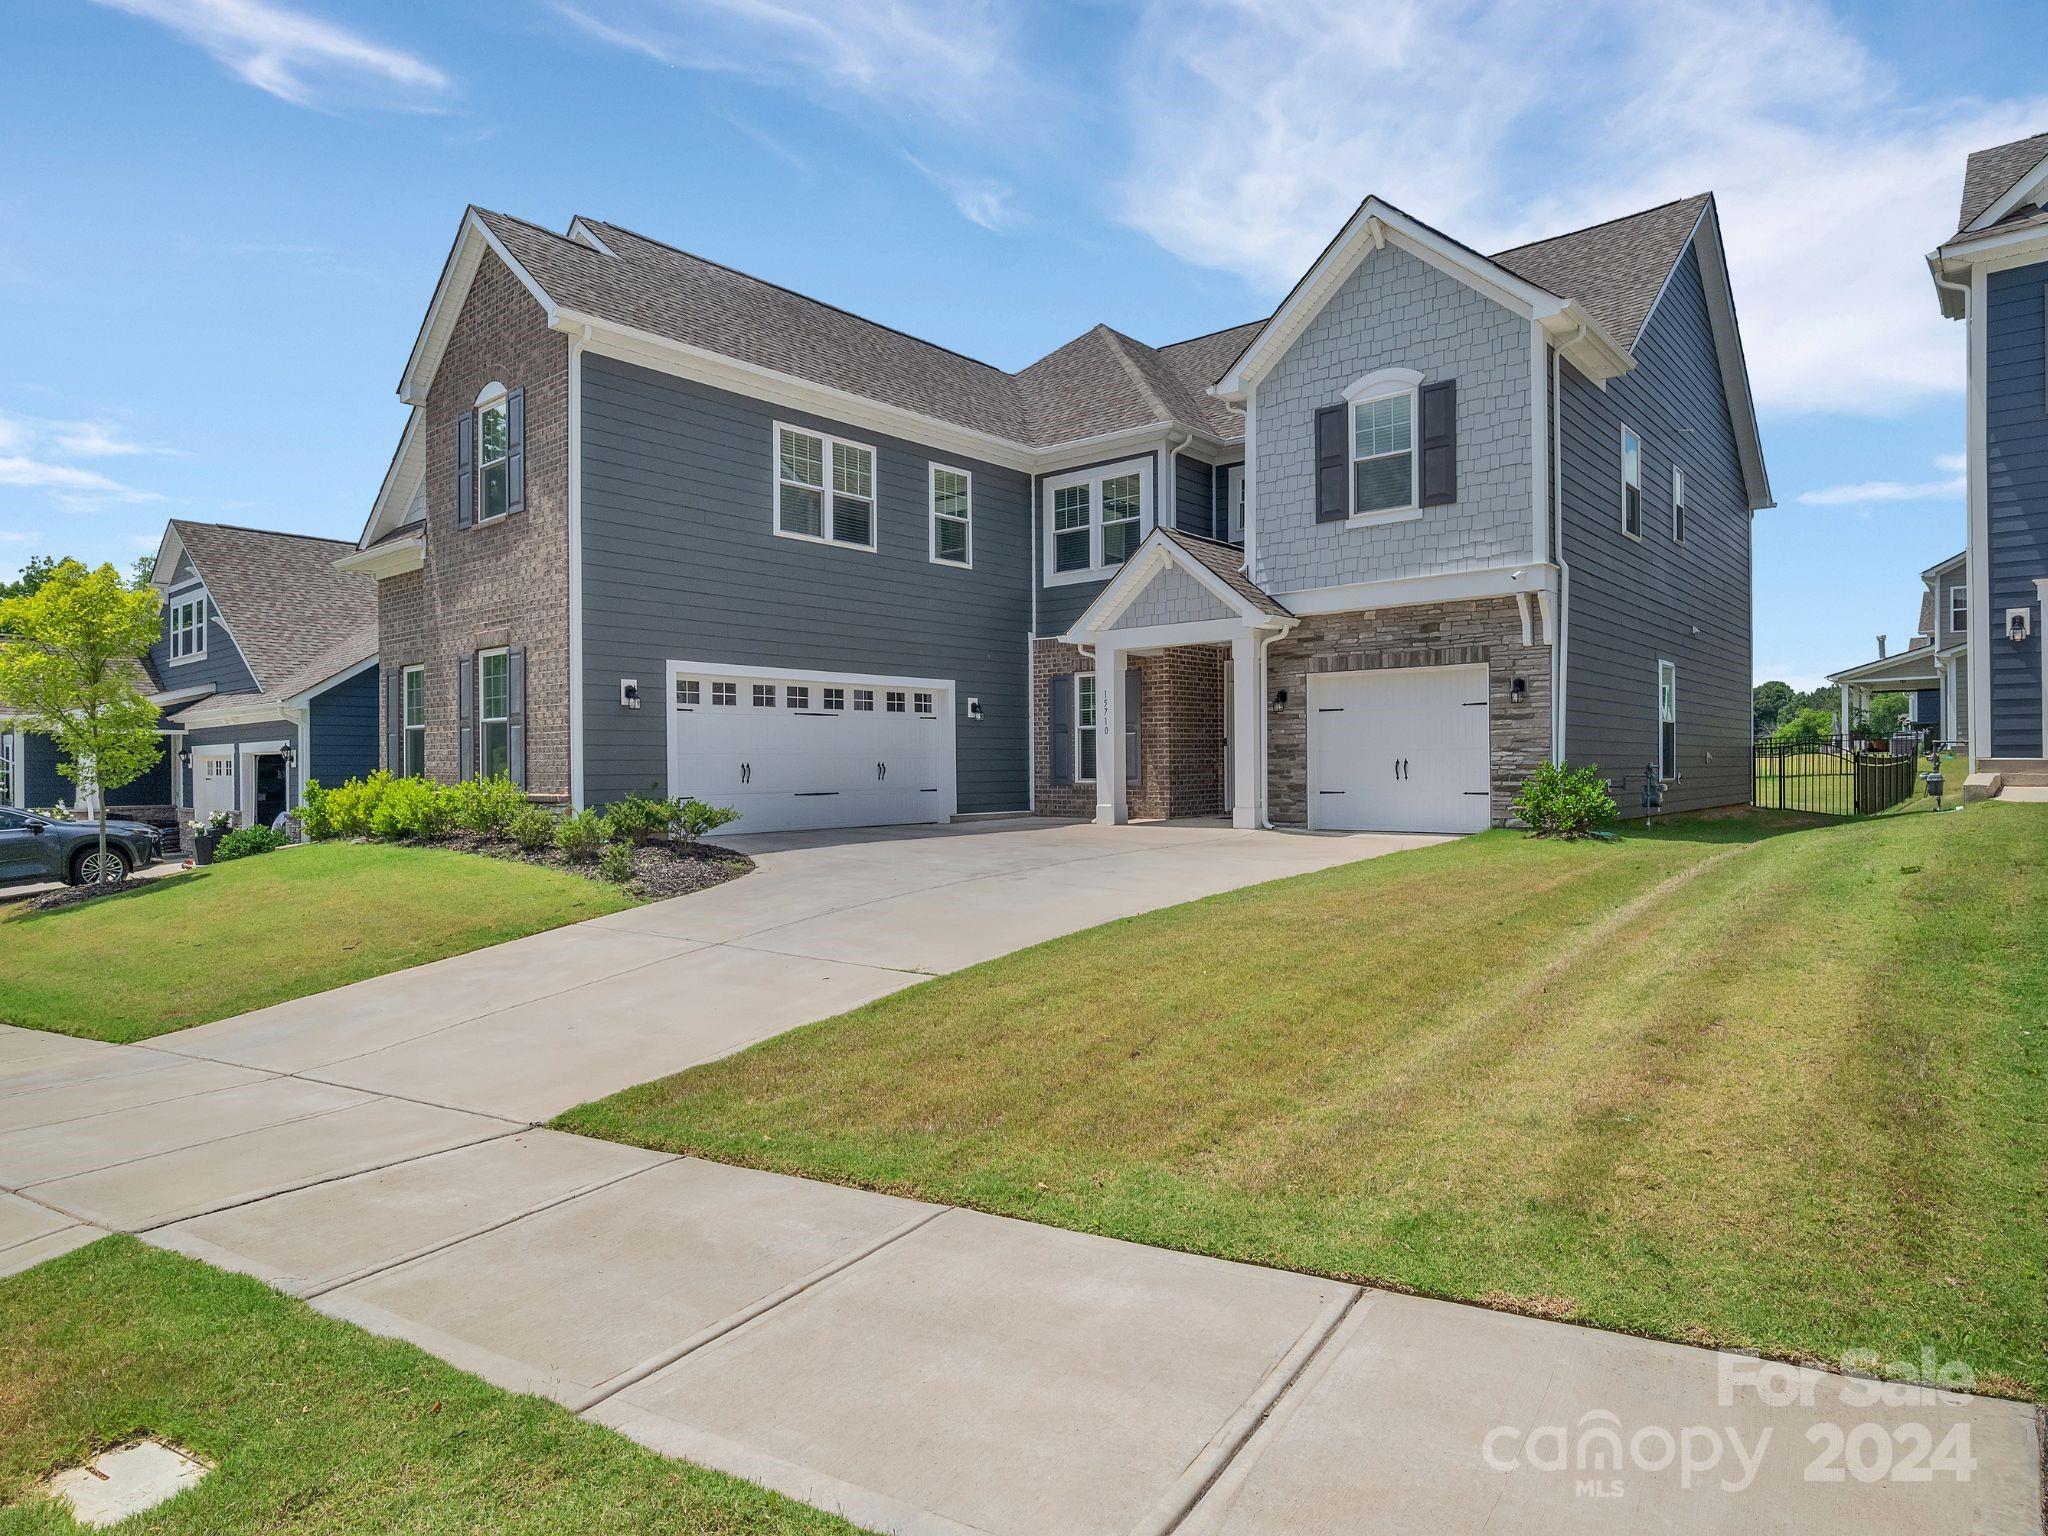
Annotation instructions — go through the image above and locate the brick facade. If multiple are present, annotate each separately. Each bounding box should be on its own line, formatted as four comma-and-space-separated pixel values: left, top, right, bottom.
1265, 596, 1551, 826
1031, 639, 1226, 819
376, 251, 572, 798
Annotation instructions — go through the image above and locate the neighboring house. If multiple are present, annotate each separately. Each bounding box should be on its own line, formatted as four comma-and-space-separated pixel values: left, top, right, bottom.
1929, 131, 2048, 787
1826, 551, 1969, 744
345, 192, 1769, 836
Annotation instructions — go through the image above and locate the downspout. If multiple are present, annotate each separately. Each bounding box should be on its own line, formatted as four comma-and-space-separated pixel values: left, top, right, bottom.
1258, 625, 1288, 829
1551, 335, 1579, 766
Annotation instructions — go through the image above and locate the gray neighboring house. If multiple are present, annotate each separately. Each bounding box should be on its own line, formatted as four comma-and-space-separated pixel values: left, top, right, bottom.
1826, 551, 1969, 746
1928, 130, 2048, 791
344, 191, 1770, 835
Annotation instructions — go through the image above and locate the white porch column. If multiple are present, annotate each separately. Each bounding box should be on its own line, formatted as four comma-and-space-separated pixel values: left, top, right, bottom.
1839, 683, 1851, 740
1095, 641, 1127, 825
1230, 631, 1259, 829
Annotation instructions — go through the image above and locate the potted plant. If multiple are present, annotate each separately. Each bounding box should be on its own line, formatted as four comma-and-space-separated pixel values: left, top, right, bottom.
192, 810, 233, 867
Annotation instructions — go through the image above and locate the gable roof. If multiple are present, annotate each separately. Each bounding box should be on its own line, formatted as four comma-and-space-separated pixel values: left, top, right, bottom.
1158, 528, 1292, 617
1064, 525, 1294, 641
1957, 131, 2048, 234
1492, 194, 1712, 353
156, 521, 376, 698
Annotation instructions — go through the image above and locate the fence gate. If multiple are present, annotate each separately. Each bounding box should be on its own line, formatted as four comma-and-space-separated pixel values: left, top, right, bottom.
1753, 737, 1915, 817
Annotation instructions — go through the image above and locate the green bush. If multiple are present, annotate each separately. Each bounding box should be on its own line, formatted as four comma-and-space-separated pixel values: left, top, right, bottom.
316, 771, 395, 839
601, 789, 675, 846
368, 775, 453, 842
298, 780, 336, 841
214, 825, 288, 862
508, 804, 557, 853
446, 774, 526, 837
672, 797, 741, 846
554, 807, 609, 863
1512, 762, 1617, 839
598, 840, 636, 884
1773, 707, 1837, 746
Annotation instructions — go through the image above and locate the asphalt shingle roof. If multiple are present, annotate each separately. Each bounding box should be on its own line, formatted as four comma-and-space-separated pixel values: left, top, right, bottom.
167, 521, 376, 699
1491, 195, 1711, 354
1157, 528, 1292, 618
1956, 132, 2048, 234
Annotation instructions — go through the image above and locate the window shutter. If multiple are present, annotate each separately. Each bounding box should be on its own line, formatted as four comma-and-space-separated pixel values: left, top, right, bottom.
386, 667, 403, 774
1419, 379, 1457, 506
1125, 667, 1142, 785
457, 652, 475, 781
505, 387, 526, 516
506, 646, 527, 790
1314, 404, 1348, 522
1049, 675, 1072, 787
455, 410, 475, 530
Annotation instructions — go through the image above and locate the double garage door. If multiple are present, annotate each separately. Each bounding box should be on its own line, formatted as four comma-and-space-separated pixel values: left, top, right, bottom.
1308, 664, 1492, 834
668, 665, 955, 835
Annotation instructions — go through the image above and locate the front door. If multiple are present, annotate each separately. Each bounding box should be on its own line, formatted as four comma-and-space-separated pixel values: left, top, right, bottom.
193, 753, 235, 824
253, 754, 288, 829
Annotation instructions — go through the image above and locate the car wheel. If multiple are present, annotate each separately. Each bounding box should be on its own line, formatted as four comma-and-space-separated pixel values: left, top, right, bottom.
71, 846, 131, 886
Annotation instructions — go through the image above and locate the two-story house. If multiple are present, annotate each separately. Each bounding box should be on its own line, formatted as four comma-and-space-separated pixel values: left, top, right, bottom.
1827, 550, 1969, 745
1929, 131, 2048, 792
344, 193, 1769, 835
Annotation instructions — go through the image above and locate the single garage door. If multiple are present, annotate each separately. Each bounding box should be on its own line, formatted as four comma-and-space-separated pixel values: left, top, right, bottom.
668, 665, 955, 835
1308, 663, 1491, 834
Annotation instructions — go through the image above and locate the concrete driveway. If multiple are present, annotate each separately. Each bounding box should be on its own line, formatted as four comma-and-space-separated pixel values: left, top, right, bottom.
154, 817, 1439, 1121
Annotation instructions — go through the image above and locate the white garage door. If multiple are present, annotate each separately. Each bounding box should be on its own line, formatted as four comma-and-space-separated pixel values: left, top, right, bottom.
667, 665, 956, 835
192, 752, 236, 824
1308, 664, 1491, 834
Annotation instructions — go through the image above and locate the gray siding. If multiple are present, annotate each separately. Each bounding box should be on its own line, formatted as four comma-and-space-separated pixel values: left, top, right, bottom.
1560, 245, 1753, 814
310, 666, 380, 787
1931, 561, 1968, 646
1251, 241, 1533, 594
1984, 262, 2048, 756
22, 732, 71, 808
1033, 449, 1162, 637
179, 719, 301, 816
151, 568, 259, 697
118, 746, 172, 805
579, 354, 1033, 811
1212, 461, 1244, 543
1174, 452, 1214, 536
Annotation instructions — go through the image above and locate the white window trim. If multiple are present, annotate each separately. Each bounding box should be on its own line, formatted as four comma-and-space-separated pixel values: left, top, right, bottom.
167, 591, 208, 666
928, 463, 973, 568
772, 421, 879, 554
1342, 367, 1423, 527
477, 646, 509, 778
402, 664, 426, 776
475, 381, 510, 528
1671, 465, 1686, 544
0, 726, 18, 808
1949, 584, 1967, 633
1621, 426, 1644, 542
1223, 464, 1245, 543
1074, 670, 1098, 782
1041, 457, 1155, 587
1657, 658, 1678, 782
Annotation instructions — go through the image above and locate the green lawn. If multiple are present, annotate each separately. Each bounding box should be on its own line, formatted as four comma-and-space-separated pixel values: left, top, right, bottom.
561, 801, 2048, 1399
0, 1238, 865, 1535
0, 843, 633, 1044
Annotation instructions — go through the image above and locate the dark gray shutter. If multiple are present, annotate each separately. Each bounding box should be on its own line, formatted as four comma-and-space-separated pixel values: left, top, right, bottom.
386, 666, 403, 774
455, 410, 474, 530
1314, 404, 1348, 522
456, 652, 474, 781
1049, 675, 1072, 787
1125, 667, 1142, 785
1419, 379, 1457, 506
505, 387, 526, 516
506, 645, 526, 790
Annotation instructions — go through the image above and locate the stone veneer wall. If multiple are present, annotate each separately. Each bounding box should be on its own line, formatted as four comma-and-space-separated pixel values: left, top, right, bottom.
1265, 596, 1550, 826
1032, 639, 1226, 819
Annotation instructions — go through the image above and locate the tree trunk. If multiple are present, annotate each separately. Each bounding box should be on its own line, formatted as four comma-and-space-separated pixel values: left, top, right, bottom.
97, 802, 111, 883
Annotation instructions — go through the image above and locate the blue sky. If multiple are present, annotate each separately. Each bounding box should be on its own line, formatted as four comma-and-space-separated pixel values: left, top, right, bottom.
5, 0, 2044, 688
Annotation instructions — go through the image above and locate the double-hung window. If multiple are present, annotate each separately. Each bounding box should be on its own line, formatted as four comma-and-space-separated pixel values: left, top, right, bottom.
1043, 458, 1152, 584
1075, 673, 1098, 781
1351, 390, 1415, 516
1621, 427, 1643, 539
1949, 585, 1967, 633
402, 665, 426, 778
168, 593, 207, 663
776, 424, 876, 550
477, 650, 510, 779
1657, 661, 1678, 781
930, 465, 971, 566
478, 390, 511, 523
1671, 465, 1687, 544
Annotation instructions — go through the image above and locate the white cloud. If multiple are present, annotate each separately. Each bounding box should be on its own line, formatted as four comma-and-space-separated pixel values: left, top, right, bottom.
1934, 451, 1967, 473
0, 411, 166, 509
1798, 454, 1965, 506
1115, 0, 2048, 415
905, 157, 1019, 232
46, 420, 173, 459
89, 0, 450, 109
0, 456, 158, 503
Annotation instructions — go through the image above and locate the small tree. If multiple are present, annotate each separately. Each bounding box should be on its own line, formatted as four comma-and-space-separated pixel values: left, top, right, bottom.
0, 561, 163, 882
1863, 691, 1909, 740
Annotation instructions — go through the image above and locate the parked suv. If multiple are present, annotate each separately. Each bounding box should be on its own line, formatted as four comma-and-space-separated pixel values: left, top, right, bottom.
0, 808, 163, 887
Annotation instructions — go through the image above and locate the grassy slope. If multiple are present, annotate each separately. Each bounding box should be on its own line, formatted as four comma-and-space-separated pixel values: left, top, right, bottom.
562, 803, 2048, 1398
0, 1239, 865, 1535
0, 844, 632, 1044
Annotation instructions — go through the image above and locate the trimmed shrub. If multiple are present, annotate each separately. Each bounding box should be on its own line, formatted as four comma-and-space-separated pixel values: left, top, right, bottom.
672, 797, 741, 846
1512, 762, 1617, 839
554, 807, 608, 863
214, 825, 288, 862
368, 775, 454, 842
298, 780, 337, 841
446, 774, 526, 838
508, 804, 557, 853
598, 840, 636, 884
601, 789, 674, 846
318, 771, 395, 839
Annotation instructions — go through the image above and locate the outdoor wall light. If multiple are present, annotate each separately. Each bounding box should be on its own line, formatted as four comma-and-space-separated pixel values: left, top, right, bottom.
1270, 688, 1289, 713
177, 746, 191, 768
2007, 609, 2032, 644
620, 678, 642, 709
1510, 677, 1527, 702
279, 742, 297, 769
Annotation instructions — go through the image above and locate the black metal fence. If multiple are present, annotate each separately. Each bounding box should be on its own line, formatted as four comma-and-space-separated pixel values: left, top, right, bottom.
1752, 737, 1917, 816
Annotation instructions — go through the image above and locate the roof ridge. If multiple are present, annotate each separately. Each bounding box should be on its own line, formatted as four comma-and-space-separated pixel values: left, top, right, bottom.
1156, 317, 1268, 352
171, 518, 354, 548
1091, 325, 1177, 425
1491, 192, 1711, 258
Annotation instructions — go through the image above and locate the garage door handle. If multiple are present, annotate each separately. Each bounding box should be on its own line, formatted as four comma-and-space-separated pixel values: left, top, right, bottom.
741, 762, 751, 785
877, 761, 887, 781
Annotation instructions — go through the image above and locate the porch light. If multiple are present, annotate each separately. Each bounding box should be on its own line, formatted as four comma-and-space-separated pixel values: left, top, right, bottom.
1510, 677, 1527, 702
280, 742, 297, 769
177, 746, 190, 768
1270, 689, 1288, 713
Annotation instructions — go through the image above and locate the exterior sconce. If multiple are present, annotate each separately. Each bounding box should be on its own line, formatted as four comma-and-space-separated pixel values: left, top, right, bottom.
620, 679, 642, 709
280, 742, 297, 769
1510, 677, 1527, 703
2007, 609, 2032, 644
966, 697, 983, 721
1270, 689, 1288, 713
178, 746, 191, 768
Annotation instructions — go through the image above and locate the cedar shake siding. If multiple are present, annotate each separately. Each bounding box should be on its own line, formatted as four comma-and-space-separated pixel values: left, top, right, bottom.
1985, 261, 2048, 757
1559, 245, 1752, 814
577, 354, 1033, 812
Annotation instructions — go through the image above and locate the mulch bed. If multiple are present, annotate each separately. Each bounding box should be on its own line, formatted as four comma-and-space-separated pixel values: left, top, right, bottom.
442, 833, 754, 901
16, 877, 156, 916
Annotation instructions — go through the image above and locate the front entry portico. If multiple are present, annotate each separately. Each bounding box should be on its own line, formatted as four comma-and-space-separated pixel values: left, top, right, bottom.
1058, 529, 1296, 829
